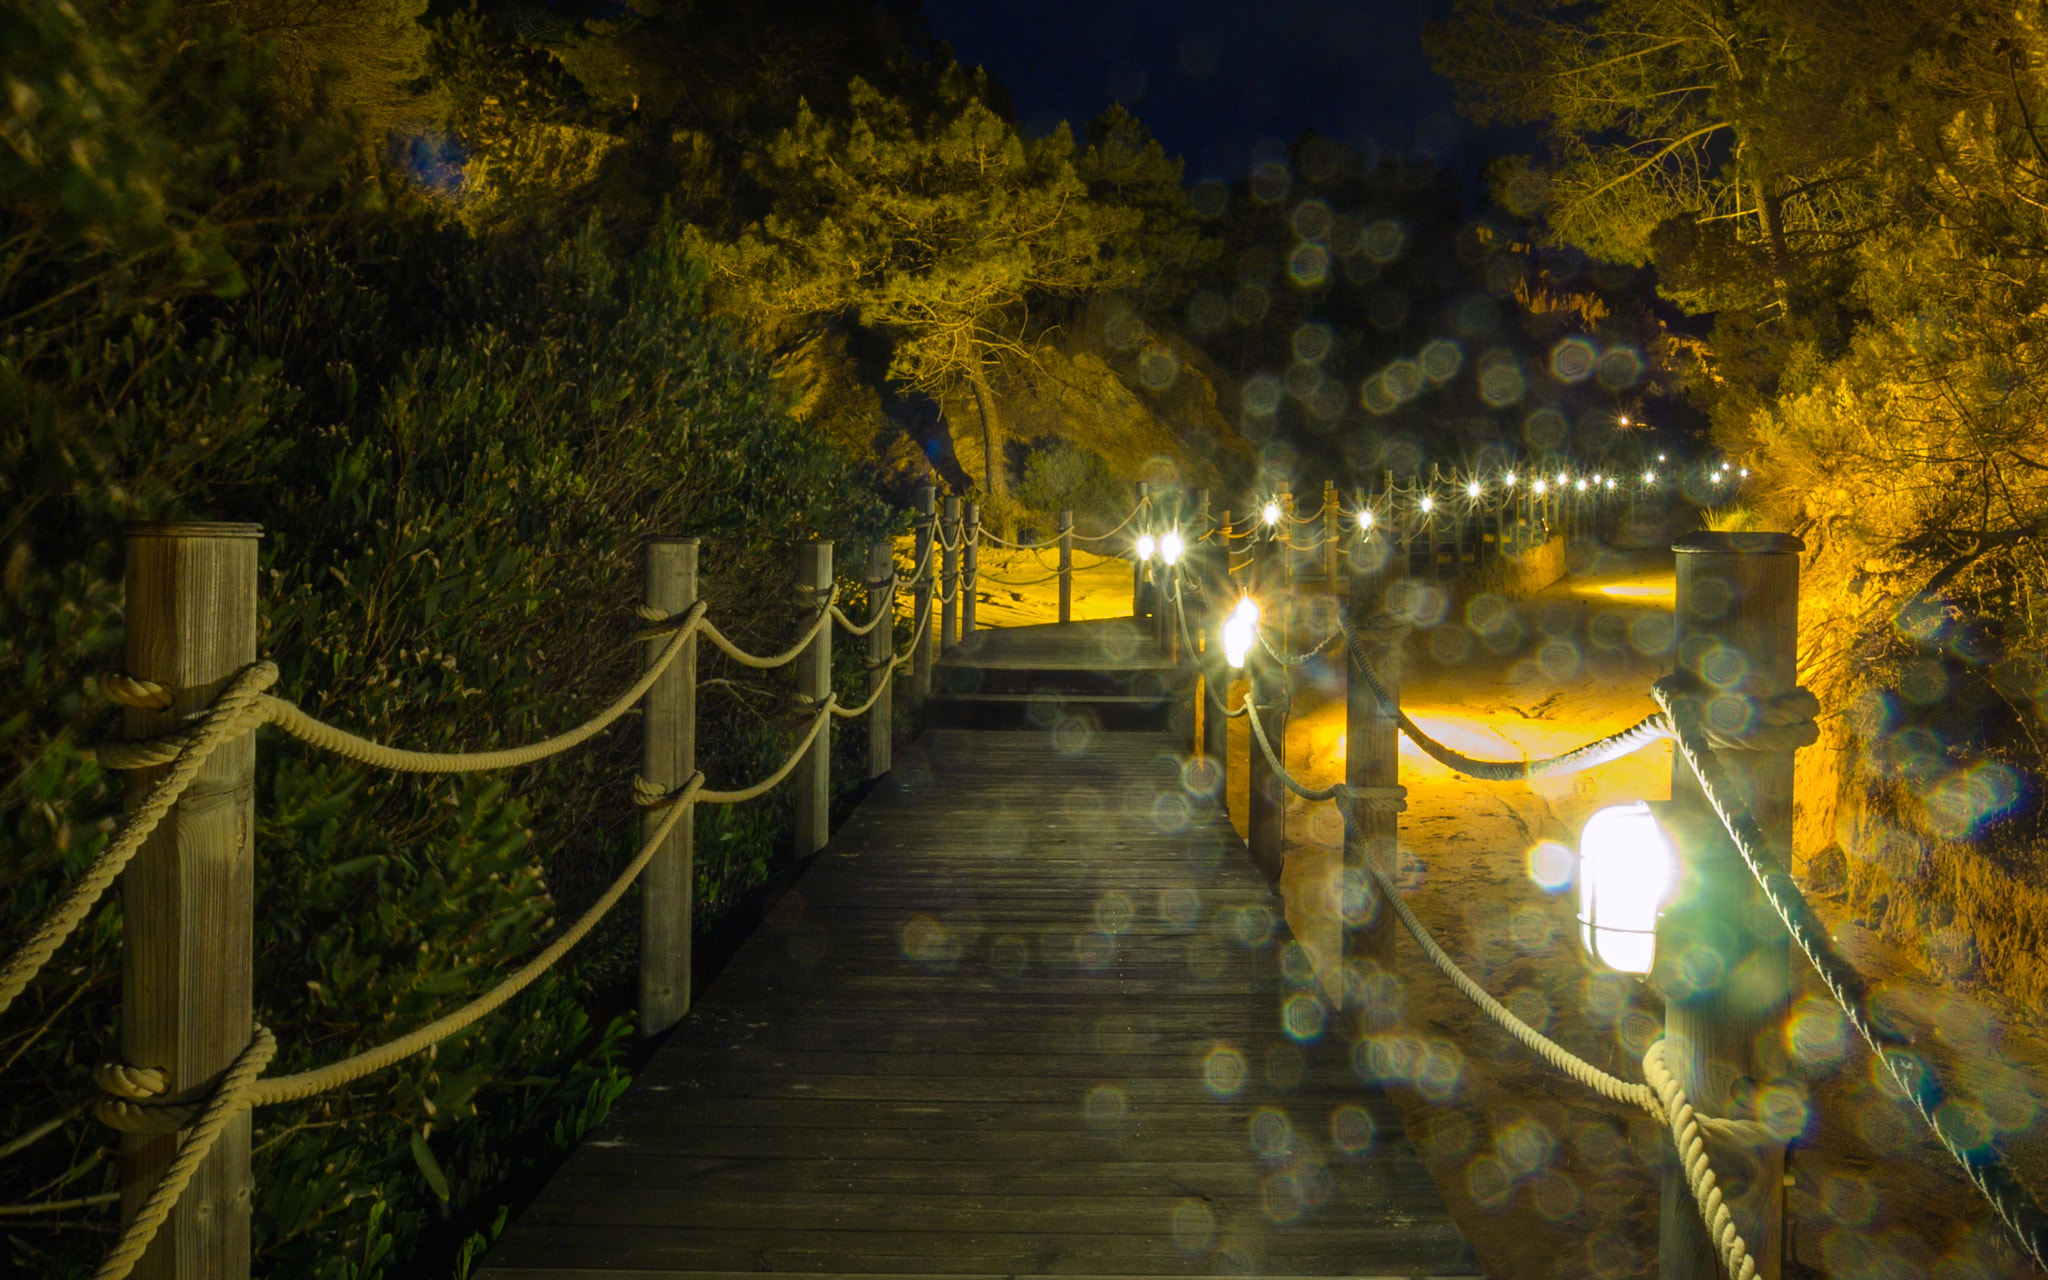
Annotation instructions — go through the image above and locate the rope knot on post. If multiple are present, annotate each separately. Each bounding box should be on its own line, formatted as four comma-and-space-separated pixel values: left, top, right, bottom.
1649, 675, 1820, 751
633, 770, 708, 810
92, 1061, 196, 1134
1336, 783, 1407, 814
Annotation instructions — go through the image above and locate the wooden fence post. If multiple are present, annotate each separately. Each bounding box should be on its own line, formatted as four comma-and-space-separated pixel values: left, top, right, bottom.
1057, 510, 1074, 624
641, 537, 697, 1037
1345, 532, 1401, 1020
961, 502, 979, 639
866, 540, 894, 780
940, 496, 960, 654
1246, 522, 1288, 884
1188, 490, 1210, 756
1205, 510, 1233, 808
1656, 531, 1800, 1280
1323, 479, 1340, 587
1132, 482, 1149, 618
1276, 481, 1294, 655
120, 521, 262, 1280
795, 541, 833, 857
913, 487, 934, 698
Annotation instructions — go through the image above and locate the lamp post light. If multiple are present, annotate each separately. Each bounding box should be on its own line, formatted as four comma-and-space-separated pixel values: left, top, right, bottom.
1136, 533, 1156, 562
1575, 802, 1679, 975
1418, 495, 1434, 514
1261, 500, 1282, 527
1160, 528, 1184, 566
1222, 596, 1259, 669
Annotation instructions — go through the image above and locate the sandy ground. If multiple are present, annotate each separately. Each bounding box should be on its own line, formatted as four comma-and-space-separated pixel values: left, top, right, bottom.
943, 536, 2048, 1278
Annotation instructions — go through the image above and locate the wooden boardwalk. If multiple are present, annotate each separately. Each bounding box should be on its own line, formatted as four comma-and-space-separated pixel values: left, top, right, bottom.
480, 622, 1476, 1278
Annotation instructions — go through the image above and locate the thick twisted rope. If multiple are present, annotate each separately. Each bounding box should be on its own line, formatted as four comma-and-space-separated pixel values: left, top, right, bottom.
1654, 679, 2048, 1267
830, 576, 895, 637
1644, 1039, 1760, 1280
1334, 613, 1681, 780
693, 591, 835, 670
691, 700, 834, 805
100, 785, 698, 1138
1256, 622, 1347, 668
0, 663, 281, 1019
974, 527, 1060, 550
94, 1024, 276, 1280
102, 608, 709, 776
1333, 800, 1758, 1278
831, 665, 893, 718
977, 566, 1065, 588
1067, 498, 1149, 542
1243, 701, 1406, 812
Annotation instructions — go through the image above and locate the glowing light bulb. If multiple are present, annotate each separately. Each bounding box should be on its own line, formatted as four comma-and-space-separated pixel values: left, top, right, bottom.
1657, 453, 1666, 462
1261, 501, 1281, 526
1160, 529, 1184, 566
1419, 496, 1435, 513
1504, 471, 1517, 486
1466, 481, 1481, 498
1533, 479, 1548, 495
1739, 468, 1749, 478
1359, 509, 1375, 530
1642, 471, 1655, 483
1136, 533, 1156, 561
1223, 596, 1260, 669
1604, 477, 1615, 489
1556, 472, 1568, 485
1575, 479, 1587, 491
1617, 415, 1631, 426
1577, 801, 1678, 975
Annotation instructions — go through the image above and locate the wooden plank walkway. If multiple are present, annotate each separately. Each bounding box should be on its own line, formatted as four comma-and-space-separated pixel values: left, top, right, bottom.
480, 623, 1476, 1278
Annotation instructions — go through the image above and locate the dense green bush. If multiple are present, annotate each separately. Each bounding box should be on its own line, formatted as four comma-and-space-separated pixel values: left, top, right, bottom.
1, 0, 891, 1273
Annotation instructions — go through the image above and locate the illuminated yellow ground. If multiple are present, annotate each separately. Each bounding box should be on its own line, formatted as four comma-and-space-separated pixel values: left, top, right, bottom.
894, 539, 1138, 627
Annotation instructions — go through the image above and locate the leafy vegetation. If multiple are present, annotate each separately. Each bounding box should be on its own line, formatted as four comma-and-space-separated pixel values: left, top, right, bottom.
1432, 0, 2048, 1004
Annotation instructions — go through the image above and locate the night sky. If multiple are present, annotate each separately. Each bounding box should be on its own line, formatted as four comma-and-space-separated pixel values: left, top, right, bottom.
920, 0, 1502, 196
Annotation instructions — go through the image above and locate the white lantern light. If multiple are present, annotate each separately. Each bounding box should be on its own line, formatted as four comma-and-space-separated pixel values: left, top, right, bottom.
1577, 802, 1678, 975
1556, 472, 1568, 486
1504, 471, 1517, 486
1642, 471, 1655, 483
1657, 453, 1667, 462
1136, 533, 1156, 561
1222, 596, 1260, 669
1739, 468, 1749, 478
1533, 479, 1548, 495
1359, 509, 1375, 530
1160, 529, 1184, 565
1592, 473, 1603, 484
1604, 477, 1615, 489
1261, 501, 1281, 526
1466, 481, 1481, 498
1575, 478, 1588, 492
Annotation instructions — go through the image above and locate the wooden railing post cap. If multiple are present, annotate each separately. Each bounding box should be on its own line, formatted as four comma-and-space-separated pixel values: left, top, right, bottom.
122, 521, 264, 540
1673, 531, 1804, 556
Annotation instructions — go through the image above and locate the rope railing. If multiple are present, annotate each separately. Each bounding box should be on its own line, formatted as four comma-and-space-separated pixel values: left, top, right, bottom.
1654, 680, 2048, 1267
1227, 592, 2045, 1271
0, 522, 953, 1279
1239, 692, 1760, 1278
1065, 497, 1150, 542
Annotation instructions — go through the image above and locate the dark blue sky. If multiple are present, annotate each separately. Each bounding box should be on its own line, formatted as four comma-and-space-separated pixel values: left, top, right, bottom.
920, 0, 1498, 193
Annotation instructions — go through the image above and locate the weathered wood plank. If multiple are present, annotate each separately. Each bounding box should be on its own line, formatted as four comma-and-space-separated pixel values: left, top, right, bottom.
479, 676, 1472, 1277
